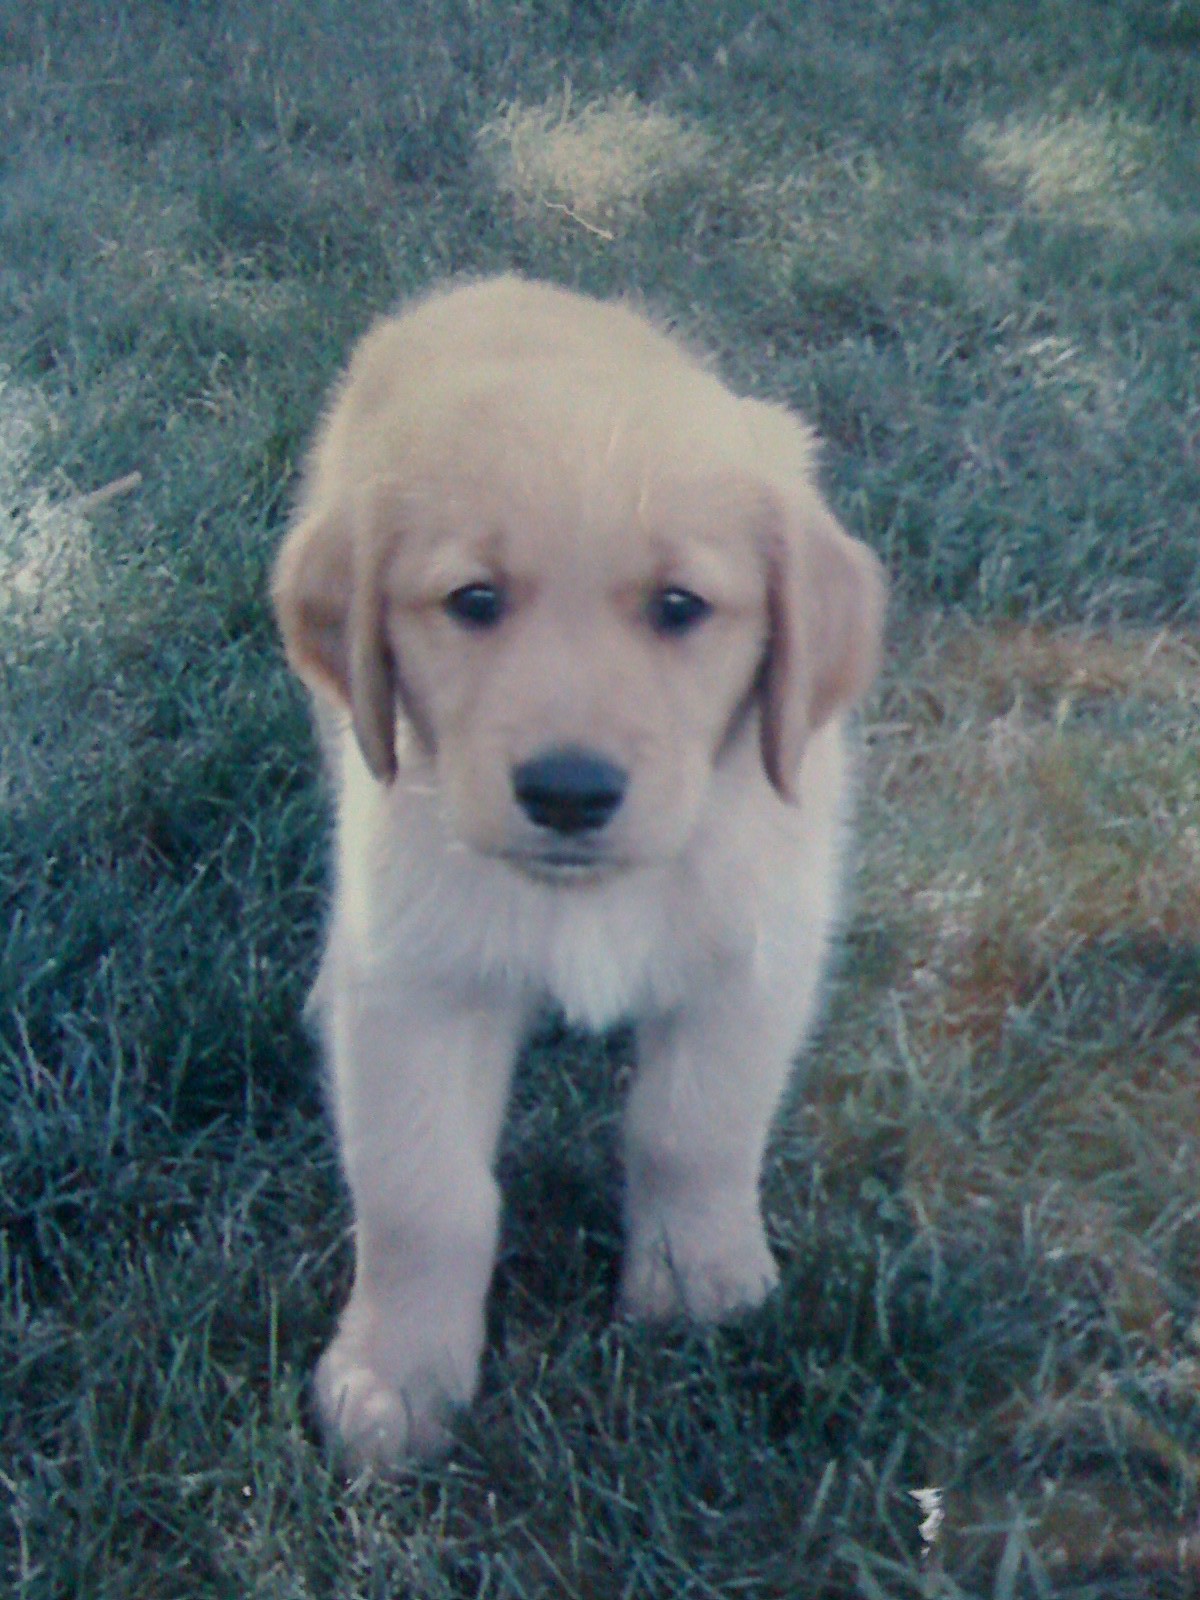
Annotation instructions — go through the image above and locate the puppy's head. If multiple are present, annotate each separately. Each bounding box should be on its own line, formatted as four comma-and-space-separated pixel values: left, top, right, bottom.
273, 376, 884, 884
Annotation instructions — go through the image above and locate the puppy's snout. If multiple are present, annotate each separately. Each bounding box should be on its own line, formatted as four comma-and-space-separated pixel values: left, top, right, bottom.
512, 747, 628, 836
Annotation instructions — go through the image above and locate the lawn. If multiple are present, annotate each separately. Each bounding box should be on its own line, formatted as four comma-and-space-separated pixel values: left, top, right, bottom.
2, 1, 1200, 1595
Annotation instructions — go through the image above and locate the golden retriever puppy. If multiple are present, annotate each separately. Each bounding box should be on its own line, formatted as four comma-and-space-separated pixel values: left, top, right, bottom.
272, 275, 885, 1467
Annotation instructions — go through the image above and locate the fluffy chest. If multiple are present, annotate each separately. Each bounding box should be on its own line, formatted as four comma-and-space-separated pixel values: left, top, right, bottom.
478, 873, 685, 1030
337, 780, 753, 1032
331, 737, 830, 1032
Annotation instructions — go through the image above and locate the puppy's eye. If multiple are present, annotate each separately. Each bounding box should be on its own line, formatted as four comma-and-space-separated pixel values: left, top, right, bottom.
444, 582, 506, 629
647, 586, 712, 637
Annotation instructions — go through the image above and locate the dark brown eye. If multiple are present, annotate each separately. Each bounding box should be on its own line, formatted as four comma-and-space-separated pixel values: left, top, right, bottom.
444, 582, 506, 629
647, 586, 712, 636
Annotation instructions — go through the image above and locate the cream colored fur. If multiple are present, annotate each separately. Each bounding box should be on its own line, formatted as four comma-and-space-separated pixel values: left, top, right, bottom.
272, 275, 885, 1468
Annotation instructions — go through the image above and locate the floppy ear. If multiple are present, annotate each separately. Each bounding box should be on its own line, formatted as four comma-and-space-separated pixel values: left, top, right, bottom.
271, 497, 400, 783
759, 488, 886, 801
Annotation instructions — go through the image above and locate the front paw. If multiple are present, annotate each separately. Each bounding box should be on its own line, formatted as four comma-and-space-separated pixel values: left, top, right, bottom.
620, 1221, 780, 1323
314, 1329, 464, 1470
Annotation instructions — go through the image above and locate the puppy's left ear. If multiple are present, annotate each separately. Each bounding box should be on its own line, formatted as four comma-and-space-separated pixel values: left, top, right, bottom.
759, 487, 886, 800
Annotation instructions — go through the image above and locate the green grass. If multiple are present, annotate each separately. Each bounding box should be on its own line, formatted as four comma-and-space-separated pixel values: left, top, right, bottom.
3, 1, 1200, 1594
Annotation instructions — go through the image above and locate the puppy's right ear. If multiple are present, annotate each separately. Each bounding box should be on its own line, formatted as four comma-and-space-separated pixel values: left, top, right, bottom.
271, 503, 399, 783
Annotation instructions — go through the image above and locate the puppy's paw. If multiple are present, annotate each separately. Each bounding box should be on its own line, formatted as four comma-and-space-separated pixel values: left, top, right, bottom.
620, 1224, 780, 1324
315, 1334, 460, 1470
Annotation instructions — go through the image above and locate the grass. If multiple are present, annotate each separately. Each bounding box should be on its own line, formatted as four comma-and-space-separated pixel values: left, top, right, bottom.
477, 89, 712, 236
2, 0, 1200, 1593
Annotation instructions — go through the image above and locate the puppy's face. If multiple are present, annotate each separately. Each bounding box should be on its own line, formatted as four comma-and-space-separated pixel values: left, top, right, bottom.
275, 385, 883, 885
379, 428, 770, 881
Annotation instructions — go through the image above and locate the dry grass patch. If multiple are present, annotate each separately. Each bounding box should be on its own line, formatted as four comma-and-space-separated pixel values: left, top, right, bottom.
477, 90, 711, 235
943, 619, 1200, 712
813, 614, 1200, 1572
870, 619, 1200, 1100
871, 617, 1200, 955
0, 374, 101, 634
968, 105, 1157, 231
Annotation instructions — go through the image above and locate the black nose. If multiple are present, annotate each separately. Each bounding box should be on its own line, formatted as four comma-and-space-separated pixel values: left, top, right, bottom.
512, 747, 628, 836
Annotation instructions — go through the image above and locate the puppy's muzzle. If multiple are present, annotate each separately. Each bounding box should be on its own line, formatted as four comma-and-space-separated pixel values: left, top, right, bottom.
512, 747, 628, 837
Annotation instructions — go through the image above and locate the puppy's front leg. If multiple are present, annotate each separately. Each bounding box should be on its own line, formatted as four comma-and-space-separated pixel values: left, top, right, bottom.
316, 977, 524, 1468
620, 958, 823, 1323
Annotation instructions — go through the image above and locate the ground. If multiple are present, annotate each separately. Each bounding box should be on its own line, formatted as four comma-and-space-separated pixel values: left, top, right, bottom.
2, 2, 1199, 1595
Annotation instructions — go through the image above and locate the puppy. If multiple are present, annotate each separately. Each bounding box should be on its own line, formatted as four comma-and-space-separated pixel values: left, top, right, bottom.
272, 275, 885, 1467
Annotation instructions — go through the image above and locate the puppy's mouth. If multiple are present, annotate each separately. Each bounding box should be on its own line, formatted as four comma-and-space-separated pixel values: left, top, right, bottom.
497, 848, 628, 888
